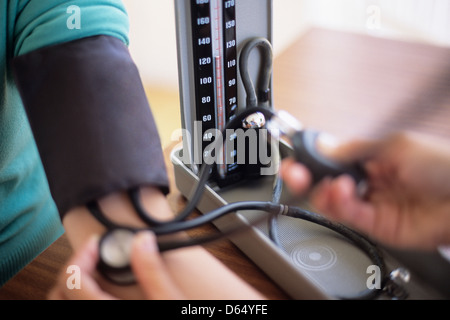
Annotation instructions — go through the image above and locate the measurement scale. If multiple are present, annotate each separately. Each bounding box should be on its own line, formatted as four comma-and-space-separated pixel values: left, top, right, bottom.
175, 0, 274, 187
191, 0, 239, 182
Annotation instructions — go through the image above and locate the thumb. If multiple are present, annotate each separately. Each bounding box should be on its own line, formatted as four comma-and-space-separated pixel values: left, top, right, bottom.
316, 134, 380, 164
130, 231, 185, 300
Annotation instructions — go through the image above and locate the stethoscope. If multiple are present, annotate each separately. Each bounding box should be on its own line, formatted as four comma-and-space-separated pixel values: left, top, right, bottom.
88, 38, 409, 300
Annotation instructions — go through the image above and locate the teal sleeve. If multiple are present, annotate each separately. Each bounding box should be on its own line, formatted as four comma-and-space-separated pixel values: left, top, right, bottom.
0, 0, 132, 286
13, 0, 130, 56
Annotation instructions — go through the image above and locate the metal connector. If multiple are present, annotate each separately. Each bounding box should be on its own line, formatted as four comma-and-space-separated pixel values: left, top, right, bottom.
383, 268, 411, 300
242, 112, 266, 129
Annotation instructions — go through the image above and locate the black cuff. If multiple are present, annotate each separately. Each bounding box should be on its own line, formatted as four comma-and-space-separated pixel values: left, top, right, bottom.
12, 35, 169, 218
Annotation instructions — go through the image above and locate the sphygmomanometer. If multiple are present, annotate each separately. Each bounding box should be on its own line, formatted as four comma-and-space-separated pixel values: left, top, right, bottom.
90, 103, 415, 300
88, 36, 412, 300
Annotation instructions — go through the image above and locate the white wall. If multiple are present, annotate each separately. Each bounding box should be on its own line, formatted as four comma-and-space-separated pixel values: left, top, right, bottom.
122, 0, 308, 88
122, 0, 450, 89
123, 0, 178, 88
298, 0, 450, 45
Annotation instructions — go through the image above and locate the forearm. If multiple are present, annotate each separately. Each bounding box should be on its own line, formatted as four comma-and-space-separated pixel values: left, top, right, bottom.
63, 187, 266, 300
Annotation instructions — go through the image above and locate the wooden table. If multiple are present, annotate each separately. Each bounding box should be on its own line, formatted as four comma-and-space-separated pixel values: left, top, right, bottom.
1, 28, 449, 300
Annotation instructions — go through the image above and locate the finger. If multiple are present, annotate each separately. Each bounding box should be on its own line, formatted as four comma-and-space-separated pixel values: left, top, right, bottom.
324, 138, 382, 164
130, 232, 185, 300
309, 177, 332, 214
279, 158, 312, 195
53, 236, 116, 300
325, 175, 376, 234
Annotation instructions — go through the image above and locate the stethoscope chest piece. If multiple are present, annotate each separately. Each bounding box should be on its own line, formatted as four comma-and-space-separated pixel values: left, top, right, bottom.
97, 228, 137, 285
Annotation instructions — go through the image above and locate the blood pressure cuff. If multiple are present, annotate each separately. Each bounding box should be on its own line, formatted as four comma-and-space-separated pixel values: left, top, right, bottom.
11, 35, 170, 218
